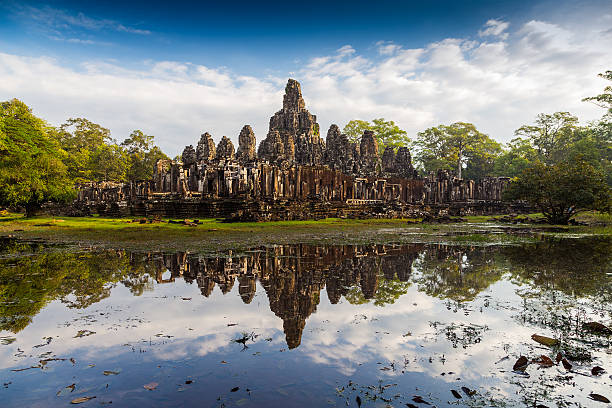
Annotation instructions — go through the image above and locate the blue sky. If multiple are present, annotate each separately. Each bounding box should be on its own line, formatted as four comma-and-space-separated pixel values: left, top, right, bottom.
1, 0, 611, 155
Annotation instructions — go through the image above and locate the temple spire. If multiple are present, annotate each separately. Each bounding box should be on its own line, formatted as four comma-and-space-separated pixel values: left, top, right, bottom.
282, 79, 305, 112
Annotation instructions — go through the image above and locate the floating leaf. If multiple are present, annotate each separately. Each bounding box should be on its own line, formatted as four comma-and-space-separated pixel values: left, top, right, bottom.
1, 337, 17, 345
103, 370, 120, 376
231, 386, 240, 392
561, 358, 572, 371
513, 356, 529, 372
592, 366, 605, 376
74, 330, 96, 338
451, 389, 462, 399
583, 322, 612, 335
71, 396, 95, 404
535, 355, 554, 368
589, 393, 610, 403
412, 396, 430, 405
56, 383, 75, 396
143, 382, 158, 390
531, 334, 559, 347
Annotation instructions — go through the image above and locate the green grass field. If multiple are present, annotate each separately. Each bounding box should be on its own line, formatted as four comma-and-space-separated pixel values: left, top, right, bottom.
1, 211, 609, 252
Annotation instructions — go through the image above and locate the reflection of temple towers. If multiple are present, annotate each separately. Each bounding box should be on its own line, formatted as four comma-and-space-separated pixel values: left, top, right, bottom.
154, 244, 422, 349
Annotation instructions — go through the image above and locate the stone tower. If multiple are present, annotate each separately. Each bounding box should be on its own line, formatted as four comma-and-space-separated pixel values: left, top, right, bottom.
258, 79, 325, 165
196, 132, 216, 162
236, 125, 257, 163
216, 136, 235, 160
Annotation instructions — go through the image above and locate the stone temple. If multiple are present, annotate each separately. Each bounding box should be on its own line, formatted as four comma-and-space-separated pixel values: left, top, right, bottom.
77, 79, 514, 220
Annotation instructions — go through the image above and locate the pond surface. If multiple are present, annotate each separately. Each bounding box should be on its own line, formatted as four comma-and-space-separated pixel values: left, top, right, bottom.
0, 236, 611, 407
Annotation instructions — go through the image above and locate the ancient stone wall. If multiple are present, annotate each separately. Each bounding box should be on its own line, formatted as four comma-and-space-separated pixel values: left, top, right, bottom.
73, 78, 517, 220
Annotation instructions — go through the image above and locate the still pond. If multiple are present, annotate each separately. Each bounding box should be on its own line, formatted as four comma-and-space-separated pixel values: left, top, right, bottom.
0, 236, 611, 407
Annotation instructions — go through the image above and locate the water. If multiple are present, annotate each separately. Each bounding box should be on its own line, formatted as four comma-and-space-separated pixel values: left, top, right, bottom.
0, 237, 611, 407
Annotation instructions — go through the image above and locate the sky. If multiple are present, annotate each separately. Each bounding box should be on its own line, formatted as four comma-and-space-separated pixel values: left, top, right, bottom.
0, 0, 611, 156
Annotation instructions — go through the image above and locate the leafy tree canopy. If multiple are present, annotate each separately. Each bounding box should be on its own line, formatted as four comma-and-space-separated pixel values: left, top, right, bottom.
503, 158, 611, 224
121, 130, 169, 181
55, 118, 117, 182
492, 137, 539, 178
514, 112, 579, 163
343, 118, 410, 152
504, 111, 611, 184
413, 122, 501, 179
0, 99, 74, 216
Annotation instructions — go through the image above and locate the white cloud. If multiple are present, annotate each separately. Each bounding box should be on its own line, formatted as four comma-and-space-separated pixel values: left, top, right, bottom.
0, 18, 610, 156
478, 19, 510, 39
22, 4, 151, 35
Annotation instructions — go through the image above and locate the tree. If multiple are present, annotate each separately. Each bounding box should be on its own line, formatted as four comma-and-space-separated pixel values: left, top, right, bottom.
582, 70, 612, 113
493, 138, 539, 177
55, 118, 116, 182
503, 159, 611, 224
514, 112, 578, 163
343, 118, 410, 152
509, 110, 611, 184
413, 122, 501, 179
121, 130, 169, 181
0, 99, 74, 216
89, 143, 128, 182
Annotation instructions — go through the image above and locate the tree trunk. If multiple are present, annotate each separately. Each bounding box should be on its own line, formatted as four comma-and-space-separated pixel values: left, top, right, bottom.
457, 151, 462, 179
24, 202, 41, 218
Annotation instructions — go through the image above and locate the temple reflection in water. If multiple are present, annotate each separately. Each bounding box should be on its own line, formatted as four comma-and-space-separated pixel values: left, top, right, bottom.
2, 238, 609, 349
152, 244, 423, 348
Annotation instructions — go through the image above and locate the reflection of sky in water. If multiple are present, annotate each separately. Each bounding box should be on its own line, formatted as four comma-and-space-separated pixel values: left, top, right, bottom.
0, 240, 611, 407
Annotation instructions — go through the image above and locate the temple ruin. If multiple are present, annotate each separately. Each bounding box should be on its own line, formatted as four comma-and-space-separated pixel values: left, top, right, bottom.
77, 79, 517, 219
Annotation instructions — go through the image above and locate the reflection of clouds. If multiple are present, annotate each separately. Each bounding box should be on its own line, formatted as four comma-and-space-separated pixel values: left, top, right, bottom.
2, 245, 611, 408
298, 279, 534, 387
0, 281, 284, 370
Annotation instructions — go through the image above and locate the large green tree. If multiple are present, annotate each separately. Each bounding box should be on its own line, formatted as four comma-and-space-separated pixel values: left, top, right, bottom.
55, 118, 117, 182
514, 112, 579, 164
343, 118, 410, 151
502, 111, 611, 184
89, 143, 128, 182
413, 122, 501, 179
503, 159, 611, 224
121, 130, 169, 181
0, 99, 74, 216
493, 138, 539, 178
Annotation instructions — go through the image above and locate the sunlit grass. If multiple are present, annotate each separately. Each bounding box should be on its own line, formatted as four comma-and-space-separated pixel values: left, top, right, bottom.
0, 211, 608, 252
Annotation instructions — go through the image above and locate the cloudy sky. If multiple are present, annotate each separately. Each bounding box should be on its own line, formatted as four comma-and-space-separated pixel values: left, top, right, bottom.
1, 0, 611, 156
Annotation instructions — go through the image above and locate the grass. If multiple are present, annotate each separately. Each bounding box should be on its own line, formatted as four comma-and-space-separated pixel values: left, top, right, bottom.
1, 211, 609, 253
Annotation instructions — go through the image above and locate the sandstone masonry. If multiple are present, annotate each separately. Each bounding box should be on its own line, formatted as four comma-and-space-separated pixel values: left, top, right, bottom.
76, 79, 514, 220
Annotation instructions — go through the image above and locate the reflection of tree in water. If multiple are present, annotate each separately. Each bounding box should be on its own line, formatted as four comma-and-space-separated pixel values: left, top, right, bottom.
3, 236, 608, 350
504, 237, 612, 344
504, 237, 612, 300
0, 241, 158, 332
413, 245, 506, 303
